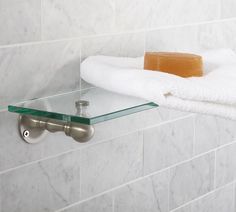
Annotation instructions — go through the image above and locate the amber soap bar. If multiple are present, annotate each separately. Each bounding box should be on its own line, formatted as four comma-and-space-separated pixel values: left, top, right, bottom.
144, 52, 203, 77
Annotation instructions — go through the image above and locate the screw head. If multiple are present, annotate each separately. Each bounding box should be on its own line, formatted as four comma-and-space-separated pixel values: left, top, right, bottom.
23, 130, 30, 138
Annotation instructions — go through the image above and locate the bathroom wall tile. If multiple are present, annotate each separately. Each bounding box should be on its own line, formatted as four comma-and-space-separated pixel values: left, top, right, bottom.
80, 131, 143, 199
0, 0, 41, 45
146, 24, 201, 53
0, 40, 80, 109
0, 110, 80, 172
81, 32, 145, 89
144, 116, 194, 174
0, 151, 80, 212
42, 0, 115, 40
174, 184, 235, 212
194, 115, 236, 155
89, 107, 191, 147
114, 170, 169, 212
221, 0, 236, 18
191, 184, 234, 212
114, 0, 153, 31
198, 20, 236, 51
62, 193, 113, 212
216, 143, 236, 187
169, 153, 215, 210
0, 107, 190, 172
148, 0, 221, 29
146, 19, 236, 53
114, 0, 220, 32
81, 32, 145, 60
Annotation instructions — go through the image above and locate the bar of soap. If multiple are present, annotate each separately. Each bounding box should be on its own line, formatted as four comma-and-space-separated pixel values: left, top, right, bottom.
144, 52, 203, 77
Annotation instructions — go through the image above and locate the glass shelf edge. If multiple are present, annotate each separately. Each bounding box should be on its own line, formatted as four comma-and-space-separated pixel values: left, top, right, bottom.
8, 102, 158, 125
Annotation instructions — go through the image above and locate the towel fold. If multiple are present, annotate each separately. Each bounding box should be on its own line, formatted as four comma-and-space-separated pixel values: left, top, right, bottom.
81, 49, 236, 120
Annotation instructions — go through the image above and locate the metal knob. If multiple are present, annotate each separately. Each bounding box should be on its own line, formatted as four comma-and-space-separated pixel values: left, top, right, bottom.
75, 100, 90, 117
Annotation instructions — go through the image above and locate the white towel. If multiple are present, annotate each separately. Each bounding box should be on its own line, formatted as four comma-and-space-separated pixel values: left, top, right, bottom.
81, 49, 236, 120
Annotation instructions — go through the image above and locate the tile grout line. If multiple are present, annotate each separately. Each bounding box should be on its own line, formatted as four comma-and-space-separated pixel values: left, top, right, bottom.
112, 191, 115, 212
192, 114, 197, 156
0, 17, 236, 50
169, 181, 236, 212
0, 114, 235, 180
54, 167, 171, 212
214, 149, 217, 189
0, 113, 194, 175
233, 182, 236, 210
56, 160, 236, 212
57, 149, 222, 212
40, 0, 43, 41
167, 168, 171, 212
142, 130, 145, 177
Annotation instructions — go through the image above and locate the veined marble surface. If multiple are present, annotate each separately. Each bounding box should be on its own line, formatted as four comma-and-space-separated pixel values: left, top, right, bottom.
62, 194, 112, 212
114, 170, 169, 212
169, 153, 215, 210
144, 117, 194, 174
146, 19, 236, 53
216, 143, 236, 187
42, 0, 115, 40
0, 0, 40, 45
0, 40, 80, 109
115, 0, 221, 32
0, 151, 80, 212
194, 115, 236, 155
80, 132, 143, 199
174, 184, 235, 212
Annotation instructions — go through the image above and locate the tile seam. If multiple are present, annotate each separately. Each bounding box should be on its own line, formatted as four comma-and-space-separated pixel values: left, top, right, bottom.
0, 17, 235, 50
0, 114, 194, 175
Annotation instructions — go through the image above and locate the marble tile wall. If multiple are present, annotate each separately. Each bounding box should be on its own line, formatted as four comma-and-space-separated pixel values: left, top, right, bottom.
0, 0, 236, 211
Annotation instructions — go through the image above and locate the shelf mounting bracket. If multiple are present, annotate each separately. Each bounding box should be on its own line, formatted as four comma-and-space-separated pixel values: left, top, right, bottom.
18, 115, 95, 144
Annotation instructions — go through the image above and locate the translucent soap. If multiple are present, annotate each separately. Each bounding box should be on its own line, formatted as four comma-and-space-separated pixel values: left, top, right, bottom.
144, 52, 203, 77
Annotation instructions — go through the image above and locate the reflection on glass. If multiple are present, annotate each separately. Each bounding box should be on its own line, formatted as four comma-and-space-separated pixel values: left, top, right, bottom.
8, 87, 158, 125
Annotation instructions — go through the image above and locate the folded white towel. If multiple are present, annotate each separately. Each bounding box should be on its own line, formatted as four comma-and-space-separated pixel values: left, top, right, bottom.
81, 49, 236, 120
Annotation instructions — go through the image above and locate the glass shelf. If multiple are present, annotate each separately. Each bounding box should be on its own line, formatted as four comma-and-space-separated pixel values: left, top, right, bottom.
8, 87, 158, 125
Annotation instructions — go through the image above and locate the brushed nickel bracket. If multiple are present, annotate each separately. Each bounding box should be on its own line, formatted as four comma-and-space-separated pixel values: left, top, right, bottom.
18, 115, 95, 144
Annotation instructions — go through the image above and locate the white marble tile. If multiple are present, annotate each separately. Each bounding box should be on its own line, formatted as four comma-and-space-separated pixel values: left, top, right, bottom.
194, 115, 236, 155
191, 184, 234, 212
81, 32, 145, 59
42, 0, 115, 40
0, 151, 80, 212
114, 0, 153, 31
88, 107, 190, 149
149, 0, 221, 29
144, 117, 194, 174
146, 25, 201, 53
169, 153, 215, 210
198, 20, 236, 51
194, 115, 220, 154
221, 0, 236, 18
175, 184, 235, 212
80, 131, 143, 199
114, 0, 220, 32
0, 0, 41, 45
0, 40, 80, 109
216, 143, 236, 187
0, 106, 189, 172
0, 110, 81, 172
62, 193, 113, 212
146, 19, 236, 53
114, 170, 169, 212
